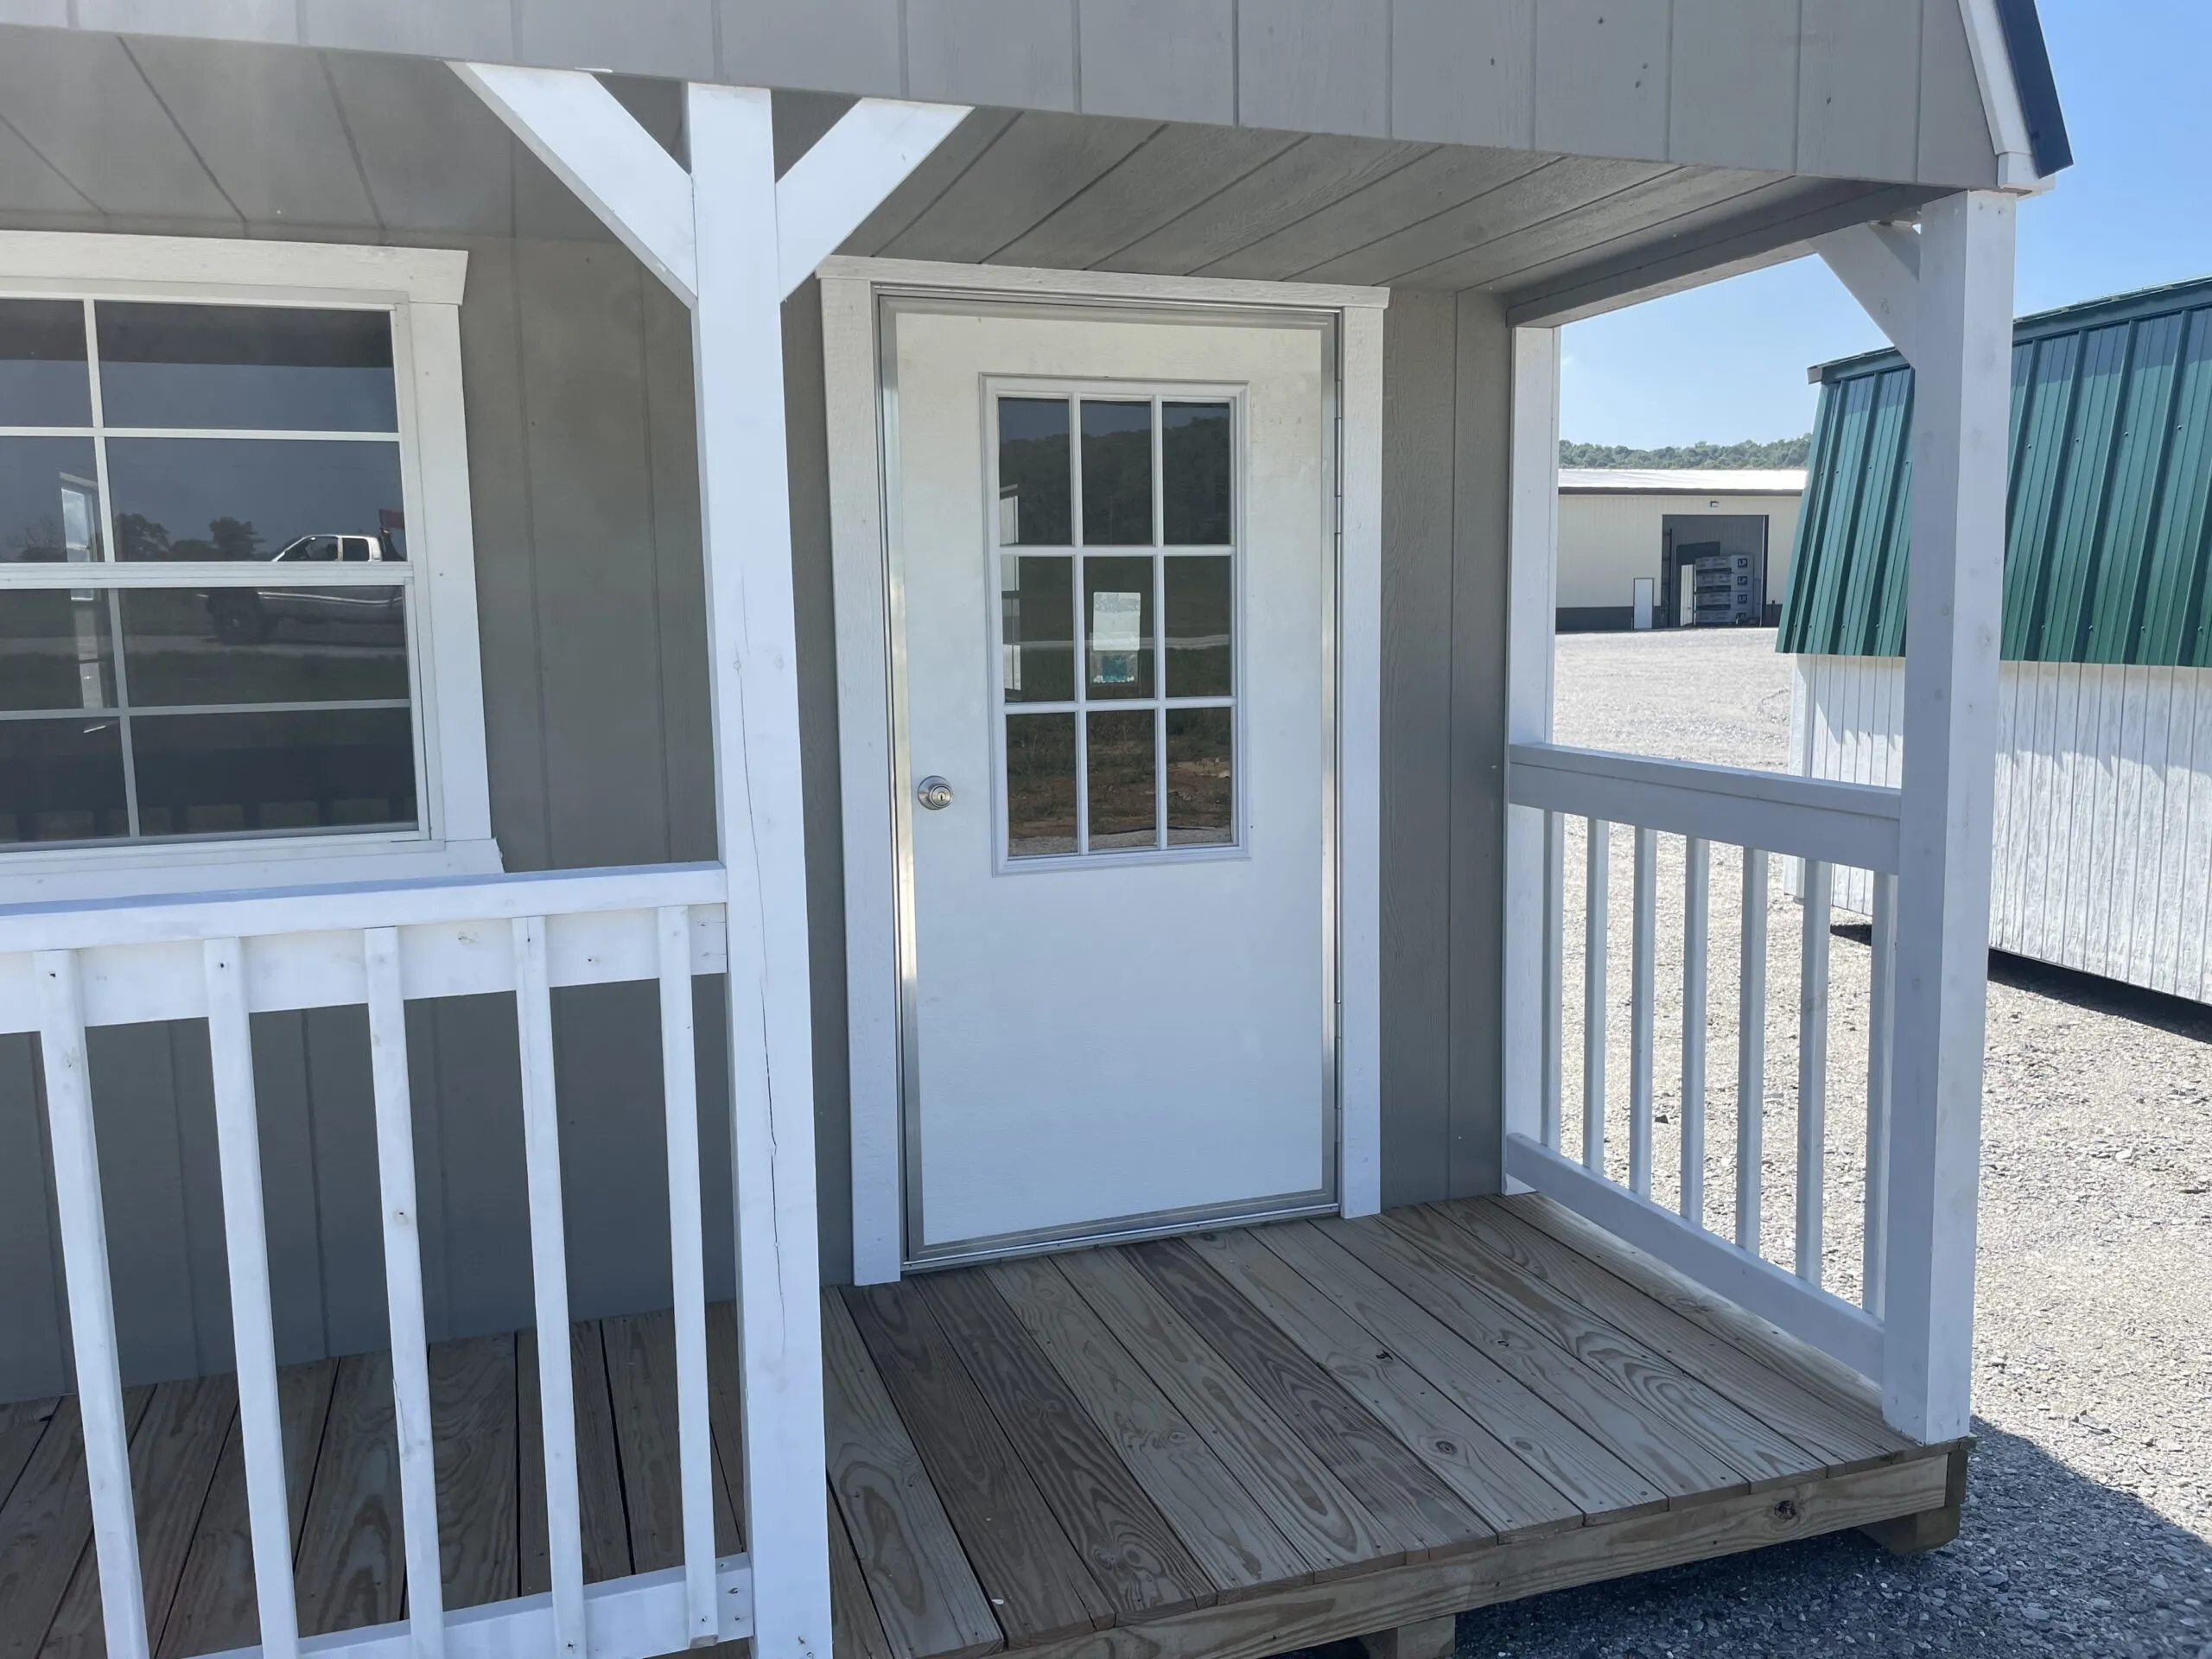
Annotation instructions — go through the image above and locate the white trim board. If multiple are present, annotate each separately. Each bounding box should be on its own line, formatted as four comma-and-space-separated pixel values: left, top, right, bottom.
822, 259, 1388, 1284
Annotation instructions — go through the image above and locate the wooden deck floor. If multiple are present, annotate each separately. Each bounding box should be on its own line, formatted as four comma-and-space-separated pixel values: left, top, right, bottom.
0, 1198, 1956, 1659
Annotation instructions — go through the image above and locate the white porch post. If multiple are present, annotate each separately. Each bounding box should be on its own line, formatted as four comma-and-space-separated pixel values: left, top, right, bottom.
1881, 189, 2016, 1443
1501, 327, 1560, 1179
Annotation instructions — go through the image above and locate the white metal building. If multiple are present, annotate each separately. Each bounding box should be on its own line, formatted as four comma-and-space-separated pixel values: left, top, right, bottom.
1558, 468, 1805, 631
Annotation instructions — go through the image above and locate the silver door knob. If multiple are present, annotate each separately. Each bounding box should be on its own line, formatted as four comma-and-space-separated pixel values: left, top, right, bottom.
915, 775, 954, 811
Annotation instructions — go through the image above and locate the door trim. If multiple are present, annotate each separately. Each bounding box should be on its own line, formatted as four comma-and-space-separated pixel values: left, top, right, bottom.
820, 257, 1388, 1283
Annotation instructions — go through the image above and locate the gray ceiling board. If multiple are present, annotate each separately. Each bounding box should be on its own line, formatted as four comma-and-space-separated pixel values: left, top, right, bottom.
1476, 174, 1821, 300
129, 36, 380, 229
1420, 165, 1784, 292
883, 112, 1160, 264
0, 31, 238, 222
512, 139, 623, 245
1294, 153, 1671, 287
839, 109, 1020, 257
989, 124, 1300, 271
1194, 144, 1555, 281
773, 92, 860, 178
1500, 180, 1931, 326
0, 116, 99, 218
1096, 134, 1430, 276
323, 49, 516, 236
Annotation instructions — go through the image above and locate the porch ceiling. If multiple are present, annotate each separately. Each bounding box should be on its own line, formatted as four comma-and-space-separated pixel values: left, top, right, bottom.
0, 30, 1938, 321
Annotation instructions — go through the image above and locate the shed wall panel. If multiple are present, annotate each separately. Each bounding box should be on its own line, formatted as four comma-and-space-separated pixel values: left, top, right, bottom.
1389, 0, 1535, 150
1237, 0, 1393, 140
1668, 0, 1801, 175
720, 0, 906, 98
1077, 0, 1237, 125
1531, 0, 1671, 166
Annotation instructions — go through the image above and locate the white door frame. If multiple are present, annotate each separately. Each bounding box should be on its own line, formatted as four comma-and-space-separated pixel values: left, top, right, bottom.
820, 256, 1388, 1285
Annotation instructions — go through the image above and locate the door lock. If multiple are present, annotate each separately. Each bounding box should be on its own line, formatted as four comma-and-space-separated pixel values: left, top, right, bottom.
915, 775, 955, 811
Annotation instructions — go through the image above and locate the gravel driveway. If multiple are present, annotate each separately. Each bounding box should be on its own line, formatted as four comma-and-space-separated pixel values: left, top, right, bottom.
1311, 628, 2212, 1659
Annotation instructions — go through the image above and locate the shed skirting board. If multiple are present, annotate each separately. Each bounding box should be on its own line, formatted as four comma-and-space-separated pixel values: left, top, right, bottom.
1789, 654, 2212, 1003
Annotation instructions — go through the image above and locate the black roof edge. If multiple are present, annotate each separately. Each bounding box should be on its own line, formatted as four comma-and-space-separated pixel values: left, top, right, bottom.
1809, 274, 2212, 385
1997, 0, 2073, 177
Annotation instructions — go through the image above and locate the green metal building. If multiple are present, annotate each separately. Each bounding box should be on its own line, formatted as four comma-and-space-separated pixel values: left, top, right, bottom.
1782, 276, 2212, 1002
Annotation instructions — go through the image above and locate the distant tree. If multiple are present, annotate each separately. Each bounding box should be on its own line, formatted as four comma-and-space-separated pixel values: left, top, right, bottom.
1559, 435, 1812, 469
111, 512, 172, 562
207, 517, 264, 561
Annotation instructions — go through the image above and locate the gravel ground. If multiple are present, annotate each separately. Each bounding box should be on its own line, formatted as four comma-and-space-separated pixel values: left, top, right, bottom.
1311, 627, 2212, 1659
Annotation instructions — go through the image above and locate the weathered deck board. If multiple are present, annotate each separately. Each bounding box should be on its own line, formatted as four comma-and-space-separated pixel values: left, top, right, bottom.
6, 1199, 1950, 1659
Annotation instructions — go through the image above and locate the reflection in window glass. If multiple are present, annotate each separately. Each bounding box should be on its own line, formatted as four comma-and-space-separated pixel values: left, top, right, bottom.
1162, 402, 1230, 544
1166, 709, 1233, 846
1087, 709, 1158, 849
997, 397, 1071, 546
0, 590, 116, 712
1164, 556, 1231, 696
1080, 400, 1152, 545
132, 707, 416, 837
0, 438, 102, 564
1084, 555, 1154, 699
1005, 713, 1077, 857
98, 302, 397, 432
0, 719, 128, 845
999, 555, 1073, 702
106, 438, 405, 562
122, 588, 409, 706
0, 300, 91, 428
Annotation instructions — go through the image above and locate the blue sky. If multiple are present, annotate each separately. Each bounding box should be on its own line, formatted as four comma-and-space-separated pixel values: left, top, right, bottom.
1560, 0, 2212, 447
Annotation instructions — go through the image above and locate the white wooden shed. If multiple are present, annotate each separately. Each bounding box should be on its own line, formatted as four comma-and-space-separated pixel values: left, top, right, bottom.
0, 7, 2069, 1659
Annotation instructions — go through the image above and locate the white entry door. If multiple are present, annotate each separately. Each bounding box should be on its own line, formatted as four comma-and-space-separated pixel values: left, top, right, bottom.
887, 302, 1336, 1264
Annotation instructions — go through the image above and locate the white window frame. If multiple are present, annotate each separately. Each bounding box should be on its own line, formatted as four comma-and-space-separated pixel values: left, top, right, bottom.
0, 232, 498, 902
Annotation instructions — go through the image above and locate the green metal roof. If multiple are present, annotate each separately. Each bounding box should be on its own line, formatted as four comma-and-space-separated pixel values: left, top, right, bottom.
1778, 276, 2212, 665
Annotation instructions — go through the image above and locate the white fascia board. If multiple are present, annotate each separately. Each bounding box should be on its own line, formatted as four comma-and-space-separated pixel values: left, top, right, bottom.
454, 62, 699, 303
1957, 0, 2044, 192
0, 231, 466, 303
777, 100, 969, 299
1813, 222, 1923, 367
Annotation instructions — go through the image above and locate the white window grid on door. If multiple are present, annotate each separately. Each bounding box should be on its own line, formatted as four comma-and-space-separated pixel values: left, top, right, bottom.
981, 376, 1247, 872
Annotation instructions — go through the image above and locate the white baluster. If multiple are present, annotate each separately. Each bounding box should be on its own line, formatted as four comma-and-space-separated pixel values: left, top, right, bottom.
1628, 826, 1656, 1197
1864, 872, 1898, 1317
1583, 819, 1610, 1172
1541, 810, 1565, 1152
365, 928, 443, 1659
1797, 860, 1833, 1285
1736, 849, 1769, 1252
659, 906, 719, 1641
512, 917, 585, 1655
34, 950, 150, 1659
1681, 836, 1711, 1227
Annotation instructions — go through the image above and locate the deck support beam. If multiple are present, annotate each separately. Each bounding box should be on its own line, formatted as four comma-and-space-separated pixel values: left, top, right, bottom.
1874, 190, 2015, 1444
1358, 1614, 1459, 1659
452, 61, 967, 1659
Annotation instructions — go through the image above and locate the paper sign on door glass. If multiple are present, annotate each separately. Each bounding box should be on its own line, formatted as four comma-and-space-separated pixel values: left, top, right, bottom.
1091, 590, 1141, 684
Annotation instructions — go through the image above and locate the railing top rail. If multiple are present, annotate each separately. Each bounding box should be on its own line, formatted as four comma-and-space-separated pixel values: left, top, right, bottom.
1508, 742, 1902, 874
0, 861, 728, 956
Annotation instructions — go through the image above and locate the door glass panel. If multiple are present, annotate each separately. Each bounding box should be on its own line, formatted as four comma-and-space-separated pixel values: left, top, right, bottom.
1086, 709, 1157, 849
106, 437, 406, 561
997, 397, 1071, 546
120, 588, 410, 706
1163, 555, 1231, 696
999, 554, 1073, 702
0, 718, 128, 844
96, 302, 398, 432
0, 438, 101, 564
1004, 712, 1077, 857
1162, 402, 1230, 544
1166, 708, 1233, 846
131, 706, 416, 836
0, 300, 92, 427
1083, 555, 1153, 699
1080, 400, 1152, 545
0, 590, 117, 711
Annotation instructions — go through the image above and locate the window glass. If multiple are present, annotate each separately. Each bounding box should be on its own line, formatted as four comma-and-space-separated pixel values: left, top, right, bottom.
1163, 556, 1231, 696
0, 590, 116, 711
1166, 709, 1233, 845
0, 718, 128, 845
1162, 402, 1230, 544
997, 397, 1070, 546
131, 707, 416, 837
1086, 709, 1157, 849
0, 300, 92, 427
1083, 555, 1154, 699
106, 438, 405, 561
0, 438, 101, 564
1080, 400, 1152, 545
97, 302, 397, 432
1005, 712, 1077, 857
999, 555, 1073, 703
121, 588, 408, 706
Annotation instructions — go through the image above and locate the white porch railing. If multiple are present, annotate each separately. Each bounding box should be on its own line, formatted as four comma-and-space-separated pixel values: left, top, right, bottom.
2, 864, 754, 1659
1503, 743, 1903, 1383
